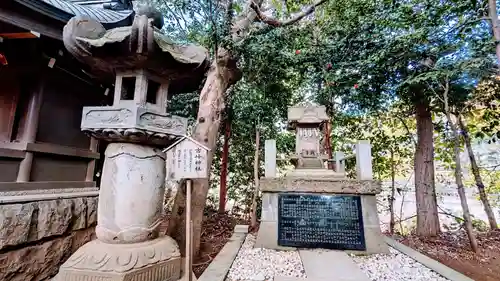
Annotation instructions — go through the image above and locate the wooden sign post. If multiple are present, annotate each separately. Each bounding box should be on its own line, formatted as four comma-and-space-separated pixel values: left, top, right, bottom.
164, 136, 210, 281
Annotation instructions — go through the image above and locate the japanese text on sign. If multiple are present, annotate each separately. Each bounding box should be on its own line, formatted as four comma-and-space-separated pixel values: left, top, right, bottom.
165, 137, 209, 180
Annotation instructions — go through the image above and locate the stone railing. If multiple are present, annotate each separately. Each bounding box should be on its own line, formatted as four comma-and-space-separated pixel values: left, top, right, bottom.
333, 140, 373, 180
264, 139, 373, 180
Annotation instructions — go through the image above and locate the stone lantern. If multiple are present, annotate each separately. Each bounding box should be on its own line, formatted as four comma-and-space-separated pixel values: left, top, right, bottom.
54, 8, 209, 281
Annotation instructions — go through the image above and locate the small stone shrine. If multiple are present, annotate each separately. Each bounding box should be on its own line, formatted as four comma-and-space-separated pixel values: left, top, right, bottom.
255, 103, 389, 254
53, 7, 208, 281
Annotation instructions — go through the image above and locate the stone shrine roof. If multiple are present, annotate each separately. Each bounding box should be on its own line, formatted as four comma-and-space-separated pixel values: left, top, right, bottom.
14, 0, 134, 28
287, 104, 329, 129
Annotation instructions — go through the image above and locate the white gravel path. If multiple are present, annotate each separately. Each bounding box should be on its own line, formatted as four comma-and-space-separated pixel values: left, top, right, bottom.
226, 234, 449, 281
352, 247, 449, 281
226, 234, 306, 281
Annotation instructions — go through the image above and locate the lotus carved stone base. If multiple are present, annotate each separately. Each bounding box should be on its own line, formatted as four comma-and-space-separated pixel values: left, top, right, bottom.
54, 236, 182, 281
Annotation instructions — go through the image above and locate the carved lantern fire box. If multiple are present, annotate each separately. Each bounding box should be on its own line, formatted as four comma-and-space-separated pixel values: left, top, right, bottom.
81, 69, 188, 145
54, 7, 209, 281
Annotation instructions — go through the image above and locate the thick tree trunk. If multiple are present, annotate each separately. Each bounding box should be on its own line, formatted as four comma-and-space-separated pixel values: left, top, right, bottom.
167, 49, 241, 257
250, 125, 260, 228
219, 118, 231, 213
458, 115, 498, 229
414, 102, 440, 236
389, 149, 396, 234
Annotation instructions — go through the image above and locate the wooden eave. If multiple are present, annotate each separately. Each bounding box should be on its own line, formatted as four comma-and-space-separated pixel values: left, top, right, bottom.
0, 1, 63, 40
13, 0, 134, 29
0, 0, 134, 41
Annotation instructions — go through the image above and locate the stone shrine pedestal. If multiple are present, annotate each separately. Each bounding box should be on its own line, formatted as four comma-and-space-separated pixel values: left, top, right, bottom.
255, 175, 389, 254
255, 104, 389, 254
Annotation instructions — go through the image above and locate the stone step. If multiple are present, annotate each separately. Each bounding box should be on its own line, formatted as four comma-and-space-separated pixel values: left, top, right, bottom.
299, 159, 324, 169
299, 250, 369, 281
287, 169, 346, 178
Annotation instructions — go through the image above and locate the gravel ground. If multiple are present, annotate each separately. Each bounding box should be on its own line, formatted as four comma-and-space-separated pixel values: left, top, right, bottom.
352, 247, 449, 281
226, 234, 306, 281
226, 234, 449, 281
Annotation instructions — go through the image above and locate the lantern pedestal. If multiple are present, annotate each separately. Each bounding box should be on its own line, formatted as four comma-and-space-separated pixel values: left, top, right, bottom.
55, 143, 182, 281
55, 236, 182, 281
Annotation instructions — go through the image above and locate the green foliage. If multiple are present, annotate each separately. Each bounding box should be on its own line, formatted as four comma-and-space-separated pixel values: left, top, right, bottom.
395, 217, 417, 236
472, 216, 490, 232
445, 213, 490, 232
139, 0, 227, 50
156, 0, 500, 220
331, 104, 415, 180
303, 0, 493, 114
463, 79, 500, 142
482, 169, 500, 206
167, 92, 200, 123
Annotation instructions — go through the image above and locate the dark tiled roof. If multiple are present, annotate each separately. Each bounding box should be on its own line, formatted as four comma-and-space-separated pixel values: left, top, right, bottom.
14, 0, 134, 28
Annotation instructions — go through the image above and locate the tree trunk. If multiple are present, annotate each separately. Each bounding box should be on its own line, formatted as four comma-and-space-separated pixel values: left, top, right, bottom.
488, 0, 500, 64
442, 90, 478, 252
219, 118, 231, 213
325, 122, 333, 169
414, 102, 440, 236
458, 115, 498, 229
448, 116, 479, 252
389, 149, 396, 234
250, 124, 260, 229
167, 49, 241, 257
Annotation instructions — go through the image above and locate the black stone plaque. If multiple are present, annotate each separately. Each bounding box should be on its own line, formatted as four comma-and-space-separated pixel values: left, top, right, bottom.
277, 193, 366, 250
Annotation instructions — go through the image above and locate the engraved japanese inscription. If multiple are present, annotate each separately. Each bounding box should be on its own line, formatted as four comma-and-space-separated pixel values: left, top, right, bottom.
277, 193, 366, 250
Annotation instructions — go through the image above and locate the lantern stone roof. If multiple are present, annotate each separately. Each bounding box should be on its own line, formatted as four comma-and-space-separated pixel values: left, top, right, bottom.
14, 0, 134, 28
62, 11, 210, 94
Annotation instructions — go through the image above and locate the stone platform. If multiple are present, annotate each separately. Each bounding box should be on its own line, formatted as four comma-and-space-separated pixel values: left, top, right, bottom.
259, 177, 382, 194
256, 194, 388, 253
225, 233, 374, 281
0, 193, 98, 281
256, 174, 389, 254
